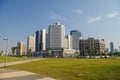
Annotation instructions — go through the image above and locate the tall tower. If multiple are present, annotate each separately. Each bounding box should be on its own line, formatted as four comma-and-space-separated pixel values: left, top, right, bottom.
35, 31, 41, 51
35, 29, 46, 51
110, 42, 114, 53
48, 22, 65, 49
41, 29, 46, 50
70, 30, 81, 50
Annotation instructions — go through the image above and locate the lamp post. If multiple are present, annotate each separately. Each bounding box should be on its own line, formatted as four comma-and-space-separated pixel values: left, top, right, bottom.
3, 37, 8, 67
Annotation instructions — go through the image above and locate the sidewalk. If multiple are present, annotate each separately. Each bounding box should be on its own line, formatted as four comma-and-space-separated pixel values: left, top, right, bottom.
0, 58, 56, 80
0, 58, 44, 67
0, 69, 56, 80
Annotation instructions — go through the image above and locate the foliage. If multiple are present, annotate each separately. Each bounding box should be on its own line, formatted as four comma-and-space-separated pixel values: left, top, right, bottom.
107, 52, 113, 56
27, 48, 32, 57
11, 47, 17, 55
108, 52, 120, 56
113, 52, 120, 56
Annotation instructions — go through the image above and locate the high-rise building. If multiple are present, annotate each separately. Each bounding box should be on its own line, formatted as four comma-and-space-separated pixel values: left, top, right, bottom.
35, 29, 46, 52
47, 22, 66, 57
110, 42, 114, 53
17, 41, 27, 56
41, 29, 46, 50
35, 31, 41, 51
48, 22, 65, 49
79, 38, 106, 57
27, 35, 35, 52
70, 30, 81, 50
46, 33, 49, 50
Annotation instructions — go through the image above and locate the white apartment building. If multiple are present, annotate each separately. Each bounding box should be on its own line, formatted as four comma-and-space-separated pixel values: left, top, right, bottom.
48, 22, 65, 49
17, 41, 27, 56
27, 35, 35, 52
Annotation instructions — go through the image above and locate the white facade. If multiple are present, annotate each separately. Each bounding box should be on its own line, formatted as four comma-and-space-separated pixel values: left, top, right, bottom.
63, 49, 79, 58
41, 29, 46, 50
71, 30, 81, 50
65, 34, 71, 49
49, 22, 65, 49
27, 35, 35, 52
17, 41, 27, 56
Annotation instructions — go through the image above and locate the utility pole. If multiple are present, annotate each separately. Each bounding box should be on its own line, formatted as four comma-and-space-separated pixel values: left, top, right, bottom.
3, 37, 8, 67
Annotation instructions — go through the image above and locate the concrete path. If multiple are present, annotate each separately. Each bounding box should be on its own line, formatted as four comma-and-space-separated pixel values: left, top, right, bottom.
0, 58, 44, 67
0, 69, 56, 80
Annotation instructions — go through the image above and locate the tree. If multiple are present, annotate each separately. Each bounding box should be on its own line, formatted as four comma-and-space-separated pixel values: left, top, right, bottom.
28, 48, 32, 57
118, 52, 120, 56
107, 52, 112, 56
94, 50, 97, 58
87, 46, 92, 58
104, 50, 107, 58
74, 51, 79, 58
100, 52, 102, 58
113, 52, 120, 56
0, 50, 3, 56
11, 47, 16, 56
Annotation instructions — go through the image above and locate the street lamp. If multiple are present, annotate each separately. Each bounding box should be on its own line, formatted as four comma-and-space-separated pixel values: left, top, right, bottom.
3, 37, 8, 67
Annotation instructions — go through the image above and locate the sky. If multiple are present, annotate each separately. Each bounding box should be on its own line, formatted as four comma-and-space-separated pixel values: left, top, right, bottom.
0, 0, 120, 52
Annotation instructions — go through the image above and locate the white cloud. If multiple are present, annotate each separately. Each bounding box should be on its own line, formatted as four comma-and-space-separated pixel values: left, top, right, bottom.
50, 12, 66, 20
87, 16, 101, 23
106, 12, 119, 18
73, 9, 83, 15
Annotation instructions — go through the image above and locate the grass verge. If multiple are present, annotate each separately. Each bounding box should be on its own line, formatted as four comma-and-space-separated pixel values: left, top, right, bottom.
0, 56, 30, 63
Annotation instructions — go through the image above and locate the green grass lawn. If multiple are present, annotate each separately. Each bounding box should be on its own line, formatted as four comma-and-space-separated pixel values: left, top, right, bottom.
3, 58, 120, 80
0, 56, 30, 63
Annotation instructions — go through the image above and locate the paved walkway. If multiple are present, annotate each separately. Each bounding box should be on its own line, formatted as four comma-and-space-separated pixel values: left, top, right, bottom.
0, 69, 56, 80
0, 58, 44, 67
0, 58, 56, 80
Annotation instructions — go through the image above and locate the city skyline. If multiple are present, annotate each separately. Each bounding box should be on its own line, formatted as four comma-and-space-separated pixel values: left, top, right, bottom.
0, 0, 120, 52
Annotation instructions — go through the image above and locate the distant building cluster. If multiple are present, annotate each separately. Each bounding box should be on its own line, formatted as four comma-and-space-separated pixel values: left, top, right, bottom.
12, 22, 106, 58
